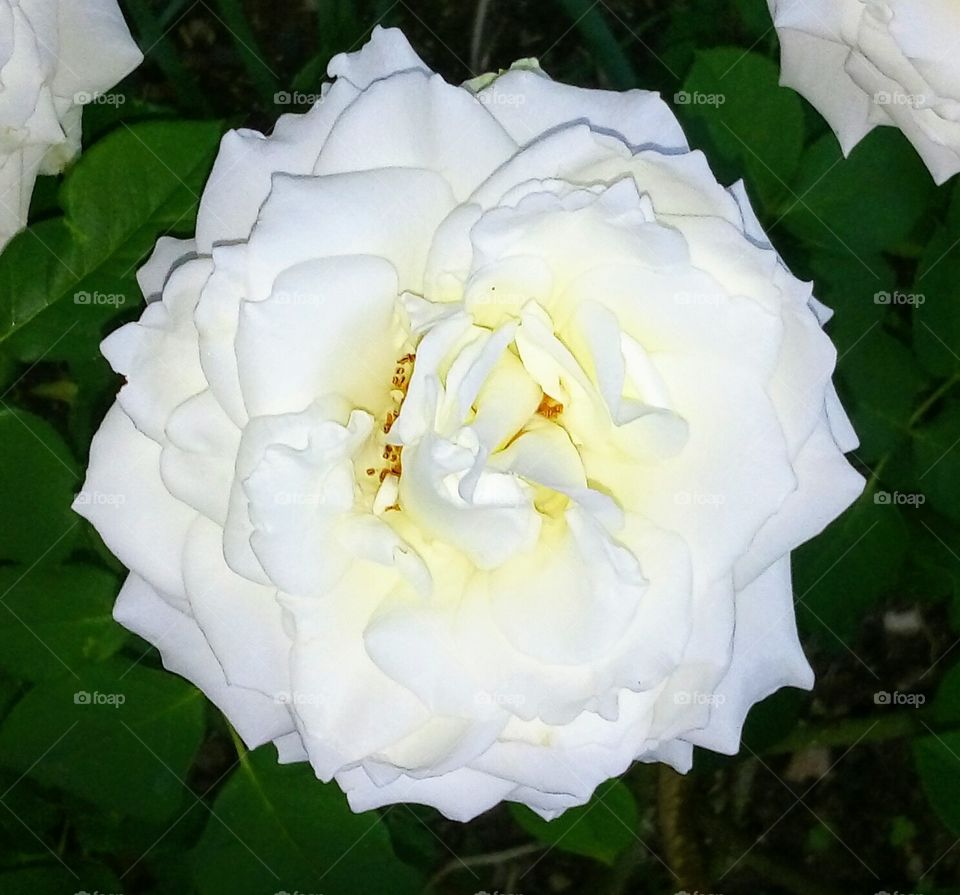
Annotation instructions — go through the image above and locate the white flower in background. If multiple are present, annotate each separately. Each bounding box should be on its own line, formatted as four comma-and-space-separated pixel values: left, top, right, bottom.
0, 0, 142, 250
75, 27, 864, 822
767, 0, 960, 184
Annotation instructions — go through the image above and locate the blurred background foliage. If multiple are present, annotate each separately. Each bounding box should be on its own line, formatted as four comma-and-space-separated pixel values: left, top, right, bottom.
1, 0, 959, 893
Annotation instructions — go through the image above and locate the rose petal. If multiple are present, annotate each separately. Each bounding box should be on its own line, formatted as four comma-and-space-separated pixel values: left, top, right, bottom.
114, 573, 293, 747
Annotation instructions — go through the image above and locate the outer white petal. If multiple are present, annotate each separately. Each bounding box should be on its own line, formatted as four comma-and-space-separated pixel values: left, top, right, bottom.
182, 515, 291, 698
161, 389, 240, 524
734, 422, 865, 589
0, 0, 140, 247
651, 576, 736, 742
0, 6, 59, 136
195, 93, 355, 252
194, 244, 249, 428
101, 258, 212, 443
336, 764, 515, 823
769, 0, 960, 180
244, 168, 456, 299
315, 70, 517, 200
114, 573, 293, 748
327, 25, 429, 87
776, 28, 875, 155
0, 145, 43, 250
470, 687, 667, 808
684, 557, 814, 754
48, 0, 142, 98
727, 179, 771, 247
136, 236, 197, 302
195, 26, 434, 252
769, 0, 862, 41
847, 49, 960, 184
73, 403, 195, 604
274, 731, 309, 764
473, 66, 687, 151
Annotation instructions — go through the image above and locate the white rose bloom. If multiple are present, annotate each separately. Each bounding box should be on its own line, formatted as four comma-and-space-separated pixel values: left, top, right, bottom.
75, 27, 864, 822
0, 0, 142, 249
768, 0, 960, 183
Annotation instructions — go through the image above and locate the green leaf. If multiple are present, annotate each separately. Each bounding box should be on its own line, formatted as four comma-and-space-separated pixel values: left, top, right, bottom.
0, 662, 204, 823
782, 128, 935, 255
0, 120, 222, 362
0, 769, 64, 848
840, 330, 924, 460
794, 488, 908, 647
0, 564, 126, 681
931, 661, 960, 727
734, 0, 776, 38
0, 864, 122, 895
509, 778, 638, 865
808, 251, 896, 357
913, 401, 960, 523
192, 745, 421, 895
681, 48, 804, 209
0, 676, 22, 721
913, 225, 960, 378
915, 731, 960, 836
0, 407, 79, 565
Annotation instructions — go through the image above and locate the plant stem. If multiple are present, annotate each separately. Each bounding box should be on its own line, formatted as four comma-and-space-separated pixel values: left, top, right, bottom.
427, 842, 545, 887
909, 372, 960, 430
657, 765, 708, 891
763, 708, 937, 756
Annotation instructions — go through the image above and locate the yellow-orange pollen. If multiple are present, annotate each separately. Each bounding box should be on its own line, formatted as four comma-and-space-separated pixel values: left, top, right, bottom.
366, 353, 415, 485
536, 394, 564, 420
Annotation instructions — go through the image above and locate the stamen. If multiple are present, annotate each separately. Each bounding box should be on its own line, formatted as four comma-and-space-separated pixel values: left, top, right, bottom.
368, 352, 415, 488
536, 394, 564, 420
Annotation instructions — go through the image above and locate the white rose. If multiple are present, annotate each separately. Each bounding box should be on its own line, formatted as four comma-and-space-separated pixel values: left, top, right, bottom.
0, 0, 142, 249
768, 0, 960, 183
75, 27, 864, 822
